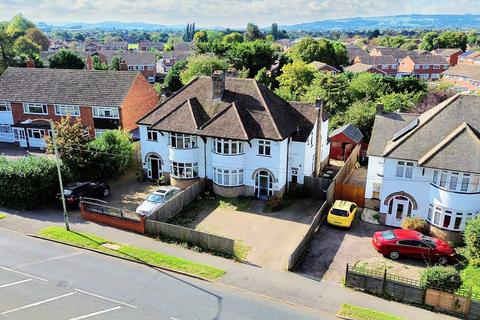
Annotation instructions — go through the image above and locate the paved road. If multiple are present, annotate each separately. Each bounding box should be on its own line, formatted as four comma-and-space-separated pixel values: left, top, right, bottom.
0, 229, 330, 320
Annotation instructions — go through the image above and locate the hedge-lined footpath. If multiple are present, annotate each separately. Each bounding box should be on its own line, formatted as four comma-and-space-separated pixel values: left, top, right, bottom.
337, 304, 405, 320
38, 226, 225, 281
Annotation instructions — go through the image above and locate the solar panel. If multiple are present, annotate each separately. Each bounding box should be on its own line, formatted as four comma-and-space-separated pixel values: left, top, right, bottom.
392, 119, 419, 141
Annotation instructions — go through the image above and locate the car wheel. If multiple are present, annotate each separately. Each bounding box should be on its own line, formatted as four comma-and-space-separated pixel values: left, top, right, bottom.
438, 256, 449, 265
389, 251, 400, 260
103, 189, 110, 197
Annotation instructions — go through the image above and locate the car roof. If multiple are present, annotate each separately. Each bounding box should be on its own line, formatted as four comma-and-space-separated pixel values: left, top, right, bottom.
65, 182, 90, 189
332, 200, 356, 210
392, 229, 423, 240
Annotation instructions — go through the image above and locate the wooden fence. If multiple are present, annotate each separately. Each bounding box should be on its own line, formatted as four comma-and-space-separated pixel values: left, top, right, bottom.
345, 264, 480, 319
304, 176, 331, 199
145, 220, 235, 256
334, 183, 365, 207
148, 180, 205, 222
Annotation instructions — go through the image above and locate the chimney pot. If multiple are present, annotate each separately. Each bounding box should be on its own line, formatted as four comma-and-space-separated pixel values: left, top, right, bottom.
376, 103, 384, 115
212, 70, 225, 100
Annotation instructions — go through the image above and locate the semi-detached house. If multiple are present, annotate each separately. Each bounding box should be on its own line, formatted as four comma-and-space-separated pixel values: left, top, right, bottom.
137, 71, 330, 198
365, 95, 480, 243
0, 67, 159, 148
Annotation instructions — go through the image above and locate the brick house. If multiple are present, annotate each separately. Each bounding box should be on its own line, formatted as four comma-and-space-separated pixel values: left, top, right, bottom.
431, 48, 463, 66
344, 63, 388, 75
81, 39, 101, 52
458, 51, 480, 65
442, 64, 480, 91
139, 40, 164, 52
369, 47, 410, 63
310, 61, 340, 75
353, 55, 398, 76
0, 67, 159, 148
101, 41, 128, 51
397, 55, 449, 80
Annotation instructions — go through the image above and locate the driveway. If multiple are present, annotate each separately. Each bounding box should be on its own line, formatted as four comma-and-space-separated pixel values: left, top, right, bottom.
295, 214, 427, 282
173, 198, 322, 269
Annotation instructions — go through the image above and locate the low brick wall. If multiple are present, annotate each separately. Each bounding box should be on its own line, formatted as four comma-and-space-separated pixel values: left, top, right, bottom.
80, 203, 146, 234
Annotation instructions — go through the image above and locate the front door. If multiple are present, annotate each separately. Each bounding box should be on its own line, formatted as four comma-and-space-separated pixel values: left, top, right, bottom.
386, 198, 410, 227
13, 128, 26, 147
255, 171, 272, 199
147, 155, 161, 180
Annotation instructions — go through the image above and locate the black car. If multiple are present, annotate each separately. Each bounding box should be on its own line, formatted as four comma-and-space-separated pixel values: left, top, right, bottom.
56, 182, 110, 207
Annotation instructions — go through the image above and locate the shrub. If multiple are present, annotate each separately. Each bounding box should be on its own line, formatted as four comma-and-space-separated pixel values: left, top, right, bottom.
265, 196, 286, 212
0, 156, 60, 209
401, 217, 427, 233
464, 216, 480, 261
420, 266, 462, 291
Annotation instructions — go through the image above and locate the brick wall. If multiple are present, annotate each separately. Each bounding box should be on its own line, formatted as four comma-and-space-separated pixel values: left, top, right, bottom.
120, 74, 159, 132
80, 203, 146, 234
442, 77, 480, 91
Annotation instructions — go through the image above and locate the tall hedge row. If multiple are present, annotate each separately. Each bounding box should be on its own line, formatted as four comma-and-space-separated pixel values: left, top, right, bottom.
0, 156, 59, 209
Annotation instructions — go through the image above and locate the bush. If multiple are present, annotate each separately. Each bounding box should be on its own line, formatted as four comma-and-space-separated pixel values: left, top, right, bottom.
401, 217, 427, 233
0, 156, 61, 209
420, 266, 462, 291
265, 196, 286, 212
464, 216, 480, 261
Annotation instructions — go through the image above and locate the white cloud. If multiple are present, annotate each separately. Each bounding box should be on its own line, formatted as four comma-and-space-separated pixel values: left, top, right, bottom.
0, 0, 479, 28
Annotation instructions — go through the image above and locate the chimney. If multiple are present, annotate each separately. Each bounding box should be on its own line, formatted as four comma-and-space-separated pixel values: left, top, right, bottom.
376, 103, 384, 115
25, 59, 35, 68
212, 70, 225, 100
119, 59, 128, 71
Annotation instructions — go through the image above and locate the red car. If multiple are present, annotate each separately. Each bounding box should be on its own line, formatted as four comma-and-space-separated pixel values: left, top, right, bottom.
372, 229, 455, 265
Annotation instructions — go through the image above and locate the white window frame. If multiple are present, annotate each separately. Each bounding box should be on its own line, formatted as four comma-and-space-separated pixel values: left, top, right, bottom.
213, 138, 244, 155
169, 133, 197, 149
27, 128, 49, 139
432, 170, 477, 193
92, 106, 119, 119
54, 104, 80, 117
395, 161, 414, 179
23, 103, 48, 115
171, 161, 198, 179
94, 129, 107, 138
0, 101, 11, 112
427, 203, 478, 231
0, 124, 12, 134
147, 129, 158, 141
258, 140, 271, 156
213, 167, 244, 186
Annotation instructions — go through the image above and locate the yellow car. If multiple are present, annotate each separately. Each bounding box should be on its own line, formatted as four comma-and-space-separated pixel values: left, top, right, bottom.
327, 200, 358, 228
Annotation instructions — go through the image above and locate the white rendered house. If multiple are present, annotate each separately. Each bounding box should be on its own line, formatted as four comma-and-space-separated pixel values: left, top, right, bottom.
137, 72, 330, 198
366, 95, 480, 242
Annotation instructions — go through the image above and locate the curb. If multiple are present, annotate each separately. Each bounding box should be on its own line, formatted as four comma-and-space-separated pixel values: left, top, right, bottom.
29, 234, 219, 283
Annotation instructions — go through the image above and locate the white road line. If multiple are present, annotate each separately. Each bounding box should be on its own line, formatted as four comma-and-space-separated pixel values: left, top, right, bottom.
0, 279, 32, 288
69, 306, 122, 319
0, 266, 47, 281
13, 251, 85, 268
1, 292, 76, 314
74, 288, 138, 309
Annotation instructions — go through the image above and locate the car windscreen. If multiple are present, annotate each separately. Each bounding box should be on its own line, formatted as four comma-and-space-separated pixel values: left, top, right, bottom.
382, 231, 396, 240
421, 236, 437, 248
63, 190, 73, 196
147, 194, 164, 203
331, 208, 349, 217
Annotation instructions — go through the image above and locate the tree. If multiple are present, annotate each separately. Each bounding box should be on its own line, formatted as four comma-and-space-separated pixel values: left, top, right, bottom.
419, 31, 439, 51
48, 49, 85, 69
274, 61, 318, 100
436, 31, 468, 51
288, 37, 347, 68
92, 55, 108, 70
464, 216, 480, 264
193, 30, 208, 43
13, 36, 40, 57
5, 14, 35, 39
223, 32, 243, 44
25, 28, 49, 50
180, 54, 227, 85
255, 67, 270, 87
399, 40, 418, 51
342, 100, 376, 141
183, 23, 195, 42
163, 59, 188, 93
378, 35, 406, 48
227, 40, 275, 78
302, 73, 351, 115
348, 72, 385, 101
0, 22, 14, 74
271, 23, 278, 40
244, 23, 262, 41
109, 56, 121, 71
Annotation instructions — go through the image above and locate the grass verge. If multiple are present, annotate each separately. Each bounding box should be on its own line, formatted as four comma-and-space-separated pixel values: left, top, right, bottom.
337, 304, 405, 320
234, 241, 251, 261
38, 226, 225, 281
0, 213, 5, 219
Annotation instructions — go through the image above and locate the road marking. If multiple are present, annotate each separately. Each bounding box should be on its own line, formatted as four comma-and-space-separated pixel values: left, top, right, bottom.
74, 288, 138, 309
1, 292, 76, 314
13, 251, 85, 268
170, 317, 180, 320
0, 279, 32, 288
0, 266, 47, 281
69, 306, 122, 319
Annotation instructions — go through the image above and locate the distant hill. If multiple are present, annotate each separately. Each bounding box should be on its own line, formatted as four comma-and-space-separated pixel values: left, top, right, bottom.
282, 14, 480, 31
37, 21, 182, 31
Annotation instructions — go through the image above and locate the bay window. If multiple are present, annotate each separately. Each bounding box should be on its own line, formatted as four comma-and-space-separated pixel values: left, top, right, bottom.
432, 170, 479, 193
214, 138, 244, 155
169, 133, 197, 148
213, 167, 244, 186
55, 105, 80, 116
171, 162, 198, 178
427, 203, 478, 231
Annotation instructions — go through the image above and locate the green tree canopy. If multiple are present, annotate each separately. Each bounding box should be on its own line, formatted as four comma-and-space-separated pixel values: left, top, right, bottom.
227, 40, 275, 78
5, 14, 35, 39
420, 31, 467, 51
48, 49, 85, 69
180, 54, 227, 85
223, 32, 243, 44
163, 59, 188, 93
288, 37, 347, 68
274, 60, 319, 101
92, 55, 108, 70
12, 36, 40, 57
302, 73, 351, 115
25, 28, 49, 51
244, 23, 263, 41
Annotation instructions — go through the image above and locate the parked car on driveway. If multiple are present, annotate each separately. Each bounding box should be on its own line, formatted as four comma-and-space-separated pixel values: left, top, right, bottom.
135, 186, 181, 216
56, 181, 110, 207
327, 200, 358, 228
372, 229, 455, 265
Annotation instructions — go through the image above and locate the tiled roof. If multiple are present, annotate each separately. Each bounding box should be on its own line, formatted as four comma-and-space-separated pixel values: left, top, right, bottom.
0, 67, 139, 107
138, 76, 322, 141
344, 63, 387, 74
310, 61, 340, 72
443, 64, 480, 80
98, 50, 156, 65
369, 94, 480, 173
408, 55, 449, 64
356, 55, 397, 65
431, 48, 463, 57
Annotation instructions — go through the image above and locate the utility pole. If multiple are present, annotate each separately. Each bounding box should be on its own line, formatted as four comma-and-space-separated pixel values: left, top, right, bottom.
50, 120, 69, 231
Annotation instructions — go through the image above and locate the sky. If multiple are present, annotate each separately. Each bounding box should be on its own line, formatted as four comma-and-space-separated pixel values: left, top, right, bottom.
1, 0, 480, 28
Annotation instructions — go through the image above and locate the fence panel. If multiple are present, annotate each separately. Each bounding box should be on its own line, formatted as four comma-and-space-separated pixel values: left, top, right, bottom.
468, 300, 480, 320
425, 289, 470, 315
304, 176, 330, 199
145, 220, 235, 256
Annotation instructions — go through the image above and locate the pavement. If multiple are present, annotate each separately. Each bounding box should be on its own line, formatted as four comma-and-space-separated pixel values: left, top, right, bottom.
0, 228, 327, 320
0, 208, 457, 320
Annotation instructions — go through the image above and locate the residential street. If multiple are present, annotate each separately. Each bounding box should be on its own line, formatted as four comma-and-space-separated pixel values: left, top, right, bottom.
0, 228, 328, 320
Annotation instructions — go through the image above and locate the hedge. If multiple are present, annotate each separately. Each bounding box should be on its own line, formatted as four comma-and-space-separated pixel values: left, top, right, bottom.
420, 266, 462, 292
464, 216, 480, 264
0, 156, 60, 209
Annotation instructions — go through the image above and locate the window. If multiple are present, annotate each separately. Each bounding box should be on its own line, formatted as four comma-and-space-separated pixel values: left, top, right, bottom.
449, 173, 458, 190
171, 162, 198, 179
94, 129, 106, 138
92, 106, 119, 119
258, 140, 271, 156
443, 210, 452, 228
427, 203, 479, 231
27, 128, 48, 139
439, 172, 447, 187
169, 133, 197, 149
461, 175, 470, 192
213, 167, 244, 186
427, 204, 433, 222
23, 103, 48, 115
0, 124, 11, 134
433, 65, 440, 69
396, 161, 414, 179
54, 105, 80, 116
433, 170, 439, 184
213, 138, 244, 155
433, 171, 475, 192
147, 129, 158, 141
0, 101, 11, 112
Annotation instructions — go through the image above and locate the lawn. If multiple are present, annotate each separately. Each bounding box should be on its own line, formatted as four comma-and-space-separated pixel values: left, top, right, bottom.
337, 304, 405, 320
0, 213, 5, 219
38, 226, 225, 281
